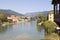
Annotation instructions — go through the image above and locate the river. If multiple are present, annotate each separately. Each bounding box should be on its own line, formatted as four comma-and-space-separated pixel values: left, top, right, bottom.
0, 21, 45, 40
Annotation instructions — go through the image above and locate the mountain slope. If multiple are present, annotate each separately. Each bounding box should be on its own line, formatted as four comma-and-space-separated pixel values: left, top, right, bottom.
0, 9, 24, 16
25, 11, 53, 17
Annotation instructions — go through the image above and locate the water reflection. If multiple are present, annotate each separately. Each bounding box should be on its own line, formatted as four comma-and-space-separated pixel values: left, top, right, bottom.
0, 21, 45, 40
0, 26, 7, 33
37, 25, 43, 32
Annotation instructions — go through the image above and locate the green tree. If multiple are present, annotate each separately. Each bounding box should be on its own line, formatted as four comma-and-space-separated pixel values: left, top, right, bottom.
0, 13, 7, 22
37, 14, 47, 23
42, 21, 58, 34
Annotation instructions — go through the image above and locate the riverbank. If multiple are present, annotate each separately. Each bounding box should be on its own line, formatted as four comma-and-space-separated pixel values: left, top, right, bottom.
44, 33, 59, 40
37, 21, 60, 40
1, 21, 33, 27
1, 22, 14, 27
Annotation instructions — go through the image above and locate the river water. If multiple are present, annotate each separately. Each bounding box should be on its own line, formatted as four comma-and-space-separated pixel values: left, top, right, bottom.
0, 21, 45, 40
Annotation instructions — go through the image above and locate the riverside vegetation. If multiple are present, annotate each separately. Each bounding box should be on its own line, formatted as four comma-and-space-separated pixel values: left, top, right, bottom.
37, 14, 60, 40
0, 13, 13, 33
0, 13, 14, 27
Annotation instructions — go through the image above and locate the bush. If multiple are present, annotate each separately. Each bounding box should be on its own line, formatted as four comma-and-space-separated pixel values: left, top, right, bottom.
42, 21, 58, 34
45, 33, 59, 40
0, 13, 7, 22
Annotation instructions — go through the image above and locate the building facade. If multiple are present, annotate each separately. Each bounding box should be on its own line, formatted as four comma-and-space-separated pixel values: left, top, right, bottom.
7, 15, 31, 23
48, 12, 54, 22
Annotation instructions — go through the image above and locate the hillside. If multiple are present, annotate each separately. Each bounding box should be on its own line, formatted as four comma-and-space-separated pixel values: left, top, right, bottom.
0, 9, 24, 16
25, 11, 53, 17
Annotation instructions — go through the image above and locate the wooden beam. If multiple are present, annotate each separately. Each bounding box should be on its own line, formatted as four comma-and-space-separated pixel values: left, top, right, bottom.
54, 4, 55, 15
52, 0, 58, 4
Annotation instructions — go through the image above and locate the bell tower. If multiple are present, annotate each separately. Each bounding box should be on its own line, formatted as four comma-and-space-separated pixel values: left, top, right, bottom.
48, 12, 54, 22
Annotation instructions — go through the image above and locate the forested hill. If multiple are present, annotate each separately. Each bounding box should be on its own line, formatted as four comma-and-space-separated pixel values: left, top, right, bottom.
0, 9, 24, 16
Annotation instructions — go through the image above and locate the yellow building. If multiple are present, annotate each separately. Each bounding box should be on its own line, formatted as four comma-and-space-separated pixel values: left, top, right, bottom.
48, 12, 54, 22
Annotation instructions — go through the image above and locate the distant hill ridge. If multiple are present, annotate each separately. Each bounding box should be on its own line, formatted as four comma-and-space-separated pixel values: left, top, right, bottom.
0, 9, 24, 16
0, 9, 53, 17
25, 10, 53, 17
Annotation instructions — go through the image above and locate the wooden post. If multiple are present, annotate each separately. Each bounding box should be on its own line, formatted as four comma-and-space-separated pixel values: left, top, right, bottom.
56, 4, 58, 14
54, 4, 56, 18
59, 4, 60, 15
54, 4, 56, 15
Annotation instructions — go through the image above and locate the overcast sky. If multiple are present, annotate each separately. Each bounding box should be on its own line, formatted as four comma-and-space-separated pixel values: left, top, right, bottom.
0, 0, 53, 14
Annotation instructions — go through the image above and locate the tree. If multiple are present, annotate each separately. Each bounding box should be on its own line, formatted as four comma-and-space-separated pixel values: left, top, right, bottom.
37, 14, 47, 23
0, 13, 7, 22
42, 21, 58, 34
